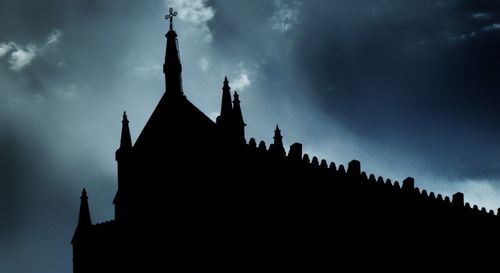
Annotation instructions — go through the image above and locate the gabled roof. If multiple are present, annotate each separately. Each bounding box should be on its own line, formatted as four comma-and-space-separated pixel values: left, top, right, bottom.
133, 93, 216, 152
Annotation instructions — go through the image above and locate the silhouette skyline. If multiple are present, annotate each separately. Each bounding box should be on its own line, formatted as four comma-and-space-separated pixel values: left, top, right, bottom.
72, 8, 500, 271
2, 1, 500, 272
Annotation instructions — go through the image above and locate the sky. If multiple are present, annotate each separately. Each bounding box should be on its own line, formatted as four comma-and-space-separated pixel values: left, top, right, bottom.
1, 0, 500, 272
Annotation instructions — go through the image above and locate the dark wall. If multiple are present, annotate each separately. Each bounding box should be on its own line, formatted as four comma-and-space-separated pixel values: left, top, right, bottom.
73, 135, 500, 272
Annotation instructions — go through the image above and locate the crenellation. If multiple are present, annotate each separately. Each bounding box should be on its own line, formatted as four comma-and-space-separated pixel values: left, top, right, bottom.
377, 176, 384, 184
337, 164, 346, 175
248, 138, 257, 149
288, 143, 302, 161
320, 159, 328, 169
437, 194, 444, 201
258, 141, 267, 151
430, 192, 436, 200
347, 160, 361, 177
303, 154, 310, 164
452, 192, 464, 207
402, 177, 414, 191
311, 156, 319, 167
385, 179, 392, 186
368, 174, 376, 183
361, 172, 368, 181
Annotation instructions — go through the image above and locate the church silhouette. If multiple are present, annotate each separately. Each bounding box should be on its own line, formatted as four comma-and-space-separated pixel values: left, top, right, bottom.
71, 9, 500, 272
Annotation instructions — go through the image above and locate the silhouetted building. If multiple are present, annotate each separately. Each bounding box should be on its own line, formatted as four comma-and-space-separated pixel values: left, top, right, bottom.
72, 9, 500, 272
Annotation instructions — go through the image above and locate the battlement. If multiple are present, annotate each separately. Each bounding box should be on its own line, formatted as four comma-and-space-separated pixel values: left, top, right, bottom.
245, 137, 499, 218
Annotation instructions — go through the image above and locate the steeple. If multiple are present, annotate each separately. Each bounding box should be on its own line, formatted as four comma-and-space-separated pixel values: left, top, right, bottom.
217, 76, 233, 126
77, 188, 91, 227
71, 188, 92, 245
120, 111, 132, 150
232, 91, 246, 144
272, 125, 286, 157
163, 8, 183, 97
115, 112, 132, 220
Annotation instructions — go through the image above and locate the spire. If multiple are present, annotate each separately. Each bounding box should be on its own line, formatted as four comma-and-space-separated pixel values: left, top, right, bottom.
120, 111, 132, 150
163, 8, 183, 97
232, 91, 246, 144
77, 188, 91, 227
272, 124, 286, 157
218, 76, 233, 124
232, 92, 244, 124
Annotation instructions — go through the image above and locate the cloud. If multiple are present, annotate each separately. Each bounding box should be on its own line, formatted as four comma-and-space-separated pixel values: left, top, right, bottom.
208, 111, 219, 122
445, 22, 500, 45
169, 0, 214, 25
46, 29, 62, 46
482, 23, 500, 32
0, 29, 62, 71
232, 65, 251, 91
166, 0, 214, 42
8, 45, 37, 71
0, 43, 14, 58
270, 0, 300, 33
199, 56, 209, 72
133, 64, 162, 77
472, 12, 491, 20
453, 179, 500, 211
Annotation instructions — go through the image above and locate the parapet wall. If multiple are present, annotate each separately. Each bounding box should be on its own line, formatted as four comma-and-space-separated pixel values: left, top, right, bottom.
246, 137, 499, 218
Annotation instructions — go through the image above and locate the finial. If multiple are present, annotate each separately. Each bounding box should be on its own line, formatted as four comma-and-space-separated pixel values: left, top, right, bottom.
122, 111, 129, 123
275, 124, 280, 131
233, 91, 240, 102
165, 7, 178, 31
81, 188, 88, 199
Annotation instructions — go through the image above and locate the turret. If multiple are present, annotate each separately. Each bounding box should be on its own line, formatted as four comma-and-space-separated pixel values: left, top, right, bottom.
72, 188, 92, 245
114, 112, 133, 221
77, 188, 91, 227
116, 111, 132, 159
216, 77, 233, 129
216, 78, 246, 144
270, 125, 285, 157
232, 91, 246, 144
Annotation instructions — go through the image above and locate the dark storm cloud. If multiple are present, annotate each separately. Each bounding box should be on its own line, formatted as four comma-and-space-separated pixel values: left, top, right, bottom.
210, 0, 500, 180
289, 1, 500, 180
202, 0, 500, 211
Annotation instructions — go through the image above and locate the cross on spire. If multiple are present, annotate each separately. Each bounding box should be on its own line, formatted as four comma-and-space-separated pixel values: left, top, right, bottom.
165, 7, 178, 31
